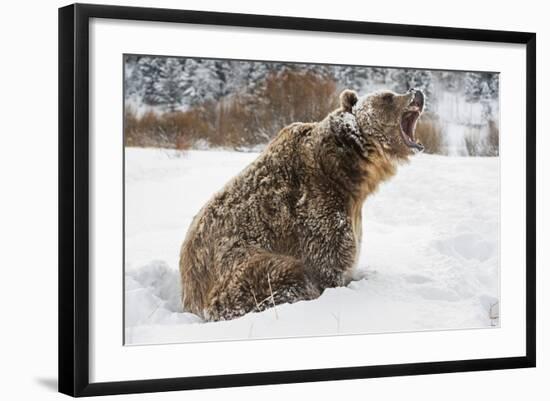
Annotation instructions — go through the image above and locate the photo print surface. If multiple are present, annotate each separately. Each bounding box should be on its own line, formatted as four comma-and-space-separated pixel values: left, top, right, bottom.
123, 55, 500, 345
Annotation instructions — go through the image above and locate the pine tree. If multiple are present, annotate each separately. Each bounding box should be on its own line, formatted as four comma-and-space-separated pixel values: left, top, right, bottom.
182, 59, 224, 105
123, 55, 141, 99
332, 65, 361, 91
437, 71, 462, 92
489, 74, 499, 99
464, 72, 483, 102
390, 68, 434, 101
153, 57, 187, 111
134, 56, 167, 105
216, 60, 258, 97
366, 67, 389, 86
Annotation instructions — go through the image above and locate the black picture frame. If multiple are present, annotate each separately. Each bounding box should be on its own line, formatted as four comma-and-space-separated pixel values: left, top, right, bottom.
58, 3, 536, 397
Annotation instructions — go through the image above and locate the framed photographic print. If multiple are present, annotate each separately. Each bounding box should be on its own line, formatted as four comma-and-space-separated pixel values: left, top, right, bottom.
58, 3, 536, 397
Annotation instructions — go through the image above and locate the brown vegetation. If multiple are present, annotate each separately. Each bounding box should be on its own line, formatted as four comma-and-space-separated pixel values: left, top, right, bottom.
124, 75, 498, 157
124, 71, 339, 149
487, 120, 500, 156
415, 112, 443, 154
464, 120, 499, 156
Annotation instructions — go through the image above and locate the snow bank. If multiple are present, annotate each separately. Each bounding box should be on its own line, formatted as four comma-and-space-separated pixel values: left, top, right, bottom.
124, 148, 500, 345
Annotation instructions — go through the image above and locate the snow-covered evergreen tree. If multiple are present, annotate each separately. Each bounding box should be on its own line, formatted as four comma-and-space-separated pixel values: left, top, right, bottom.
366, 67, 389, 86
134, 57, 160, 105
152, 57, 187, 111
182, 59, 223, 105
332, 65, 366, 91
124, 55, 500, 156
390, 68, 434, 104
124, 55, 141, 99
464, 72, 483, 102
437, 71, 463, 92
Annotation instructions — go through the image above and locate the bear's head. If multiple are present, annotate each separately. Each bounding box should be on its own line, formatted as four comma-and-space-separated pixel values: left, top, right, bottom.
336, 88, 426, 160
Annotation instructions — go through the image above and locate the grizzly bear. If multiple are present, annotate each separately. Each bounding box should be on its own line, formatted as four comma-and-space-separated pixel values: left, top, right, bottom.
179, 88, 425, 321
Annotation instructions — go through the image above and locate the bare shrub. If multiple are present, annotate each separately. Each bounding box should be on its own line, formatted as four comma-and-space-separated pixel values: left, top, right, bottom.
124, 71, 340, 150
123, 107, 140, 146
212, 96, 254, 147
487, 119, 500, 156
176, 133, 192, 151
464, 130, 478, 156
138, 111, 164, 146
124, 110, 165, 147
260, 70, 339, 131
127, 73, 501, 157
201, 70, 340, 148
464, 120, 500, 156
415, 112, 442, 154
124, 108, 196, 149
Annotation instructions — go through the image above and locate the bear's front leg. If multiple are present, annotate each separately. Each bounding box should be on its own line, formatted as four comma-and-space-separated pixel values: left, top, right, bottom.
302, 219, 358, 291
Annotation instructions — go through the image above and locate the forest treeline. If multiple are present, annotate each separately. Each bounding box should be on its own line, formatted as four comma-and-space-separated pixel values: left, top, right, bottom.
124, 55, 499, 156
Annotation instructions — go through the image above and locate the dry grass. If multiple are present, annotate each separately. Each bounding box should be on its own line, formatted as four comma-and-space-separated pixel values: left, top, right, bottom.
125, 76, 498, 157
415, 112, 443, 154
464, 120, 499, 156
487, 120, 500, 156
124, 71, 340, 149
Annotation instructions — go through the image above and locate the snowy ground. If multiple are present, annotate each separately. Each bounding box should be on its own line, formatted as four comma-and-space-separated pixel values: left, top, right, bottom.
124, 148, 500, 345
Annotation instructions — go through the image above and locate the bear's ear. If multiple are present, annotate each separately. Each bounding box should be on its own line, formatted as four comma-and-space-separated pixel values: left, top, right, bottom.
330, 111, 368, 158
339, 89, 358, 112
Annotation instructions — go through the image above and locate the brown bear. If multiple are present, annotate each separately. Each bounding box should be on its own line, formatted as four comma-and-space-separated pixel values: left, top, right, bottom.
179, 88, 425, 321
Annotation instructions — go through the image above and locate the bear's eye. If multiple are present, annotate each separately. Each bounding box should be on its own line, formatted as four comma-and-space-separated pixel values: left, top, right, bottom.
382, 93, 394, 103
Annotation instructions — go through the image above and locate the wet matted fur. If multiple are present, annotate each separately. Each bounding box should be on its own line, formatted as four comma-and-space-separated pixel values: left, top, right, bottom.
179, 88, 425, 321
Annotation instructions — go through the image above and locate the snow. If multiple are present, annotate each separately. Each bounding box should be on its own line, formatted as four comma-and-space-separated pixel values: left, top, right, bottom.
125, 148, 499, 345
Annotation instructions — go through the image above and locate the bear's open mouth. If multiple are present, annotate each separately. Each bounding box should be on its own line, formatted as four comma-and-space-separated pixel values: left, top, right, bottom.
400, 91, 425, 152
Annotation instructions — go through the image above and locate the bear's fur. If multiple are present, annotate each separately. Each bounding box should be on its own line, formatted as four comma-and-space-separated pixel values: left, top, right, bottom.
179, 88, 425, 321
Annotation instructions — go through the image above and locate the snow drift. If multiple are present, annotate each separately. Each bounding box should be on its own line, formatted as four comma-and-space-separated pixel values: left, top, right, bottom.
124, 148, 499, 345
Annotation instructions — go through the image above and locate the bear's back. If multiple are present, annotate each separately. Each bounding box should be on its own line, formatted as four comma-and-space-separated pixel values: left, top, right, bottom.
179, 121, 319, 314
